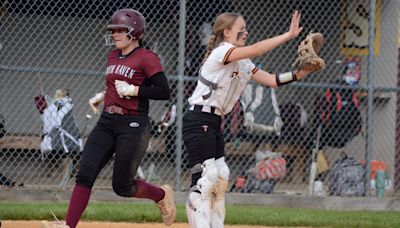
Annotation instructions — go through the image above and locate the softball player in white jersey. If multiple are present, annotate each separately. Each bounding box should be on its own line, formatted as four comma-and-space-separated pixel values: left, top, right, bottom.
183, 10, 316, 228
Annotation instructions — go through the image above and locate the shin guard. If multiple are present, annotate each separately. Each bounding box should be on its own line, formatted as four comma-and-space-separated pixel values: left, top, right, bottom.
189, 158, 218, 228
211, 157, 230, 228
186, 188, 200, 228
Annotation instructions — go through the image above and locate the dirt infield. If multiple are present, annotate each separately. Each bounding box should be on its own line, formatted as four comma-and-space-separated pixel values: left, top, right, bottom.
2, 220, 277, 228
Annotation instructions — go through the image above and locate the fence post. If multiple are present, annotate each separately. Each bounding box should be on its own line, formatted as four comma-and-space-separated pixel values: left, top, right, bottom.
364, 0, 376, 196
175, 0, 187, 191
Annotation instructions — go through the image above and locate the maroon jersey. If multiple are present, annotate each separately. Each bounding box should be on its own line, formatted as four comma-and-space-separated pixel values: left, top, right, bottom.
104, 47, 164, 114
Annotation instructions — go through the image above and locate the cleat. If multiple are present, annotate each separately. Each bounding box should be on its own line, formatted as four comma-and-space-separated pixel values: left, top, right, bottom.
157, 184, 176, 226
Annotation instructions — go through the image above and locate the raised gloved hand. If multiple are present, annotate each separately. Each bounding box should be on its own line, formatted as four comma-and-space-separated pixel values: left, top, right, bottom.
115, 80, 138, 97
88, 91, 105, 114
292, 32, 326, 73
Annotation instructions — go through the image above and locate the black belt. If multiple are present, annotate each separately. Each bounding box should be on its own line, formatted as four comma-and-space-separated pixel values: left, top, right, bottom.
190, 105, 221, 116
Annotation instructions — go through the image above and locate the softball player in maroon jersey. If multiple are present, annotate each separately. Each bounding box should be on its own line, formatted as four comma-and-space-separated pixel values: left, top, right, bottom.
183, 11, 317, 228
41, 9, 176, 228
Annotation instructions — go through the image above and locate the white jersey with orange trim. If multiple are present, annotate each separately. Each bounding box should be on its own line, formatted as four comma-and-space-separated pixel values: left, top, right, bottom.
188, 42, 259, 115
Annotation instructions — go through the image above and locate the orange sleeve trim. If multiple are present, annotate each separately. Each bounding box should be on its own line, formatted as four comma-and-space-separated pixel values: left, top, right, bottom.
222, 47, 236, 65
251, 67, 259, 75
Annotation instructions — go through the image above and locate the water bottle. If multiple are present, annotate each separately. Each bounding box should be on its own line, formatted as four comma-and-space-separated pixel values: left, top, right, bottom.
375, 169, 385, 197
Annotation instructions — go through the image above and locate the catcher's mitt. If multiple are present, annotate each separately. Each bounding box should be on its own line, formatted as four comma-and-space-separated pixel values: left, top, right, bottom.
292, 32, 326, 72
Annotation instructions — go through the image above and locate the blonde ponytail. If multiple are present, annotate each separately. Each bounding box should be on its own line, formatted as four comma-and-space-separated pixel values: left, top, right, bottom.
203, 34, 217, 63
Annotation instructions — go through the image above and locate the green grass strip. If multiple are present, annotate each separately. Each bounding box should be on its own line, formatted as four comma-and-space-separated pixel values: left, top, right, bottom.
0, 202, 399, 228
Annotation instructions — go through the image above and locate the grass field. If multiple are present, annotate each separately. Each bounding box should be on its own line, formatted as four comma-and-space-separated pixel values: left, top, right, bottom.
0, 202, 400, 228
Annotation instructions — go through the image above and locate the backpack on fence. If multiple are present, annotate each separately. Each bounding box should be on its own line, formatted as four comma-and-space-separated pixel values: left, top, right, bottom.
319, 86, 362, 148
328, 152, 365, 196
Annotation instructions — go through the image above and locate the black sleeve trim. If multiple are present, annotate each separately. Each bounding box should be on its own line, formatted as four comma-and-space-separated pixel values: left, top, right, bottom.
222, 47, 236, 65
138, 72, 170, 100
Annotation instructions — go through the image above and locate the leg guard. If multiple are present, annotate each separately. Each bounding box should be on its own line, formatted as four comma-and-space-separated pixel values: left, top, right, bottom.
186, 163, 202, 228
188, 158, 218, 228
211, 157, 230, 228
186, 186, 200, 228
197, 158, 218, 199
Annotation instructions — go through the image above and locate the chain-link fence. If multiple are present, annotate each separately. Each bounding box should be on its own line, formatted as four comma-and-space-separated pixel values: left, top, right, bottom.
0, 0, 399, 197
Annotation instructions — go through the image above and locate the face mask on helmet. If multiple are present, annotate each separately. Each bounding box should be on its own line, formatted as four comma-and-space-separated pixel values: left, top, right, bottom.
104, 27, 134, 46
104, 9, 145, 46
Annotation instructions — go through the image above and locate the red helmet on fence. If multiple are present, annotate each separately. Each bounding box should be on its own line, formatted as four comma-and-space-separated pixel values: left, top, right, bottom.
106, 9, 145, 41
34, 95, 47, 114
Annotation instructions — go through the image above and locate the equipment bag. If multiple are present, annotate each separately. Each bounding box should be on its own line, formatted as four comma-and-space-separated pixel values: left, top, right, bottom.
328, 152, 365, 196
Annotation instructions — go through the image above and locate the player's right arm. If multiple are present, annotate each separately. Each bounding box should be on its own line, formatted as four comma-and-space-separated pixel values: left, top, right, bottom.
226, 10, 303, 62
89, 91, 105, 114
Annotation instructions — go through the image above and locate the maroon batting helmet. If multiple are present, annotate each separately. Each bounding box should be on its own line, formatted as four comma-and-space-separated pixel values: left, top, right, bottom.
106, 9, 145, 42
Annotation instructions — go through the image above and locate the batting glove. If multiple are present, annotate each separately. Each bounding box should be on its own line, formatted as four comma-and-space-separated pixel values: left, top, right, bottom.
88, 91, 105, 114
115, 80, 138, 97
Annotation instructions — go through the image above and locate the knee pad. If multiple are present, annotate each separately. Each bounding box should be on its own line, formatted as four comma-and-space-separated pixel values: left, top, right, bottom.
213, 157, 230, 198
196, 158, 218, 197
201, 158, 218, 181
215, 157, 230, 181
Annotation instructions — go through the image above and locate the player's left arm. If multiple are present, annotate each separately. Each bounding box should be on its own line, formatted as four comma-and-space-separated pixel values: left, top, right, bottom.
114, 72, 170, 100
137, 72, 170, 100
115, 52, 170, 100
138, 52, 170, 100
251, 68, 312, 88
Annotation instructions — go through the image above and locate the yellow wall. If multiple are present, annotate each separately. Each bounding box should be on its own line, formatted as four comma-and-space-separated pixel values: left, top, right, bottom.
340, 0, 381, 56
